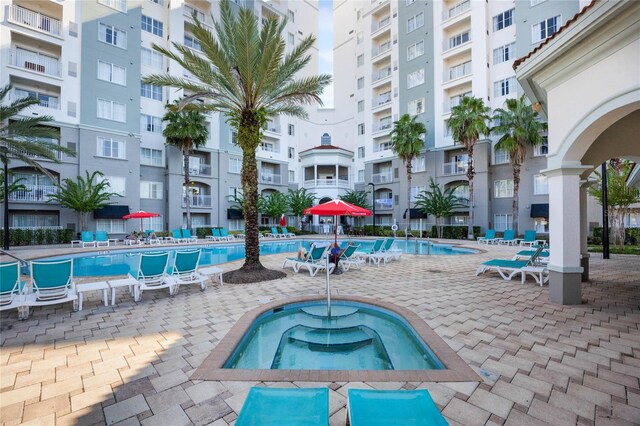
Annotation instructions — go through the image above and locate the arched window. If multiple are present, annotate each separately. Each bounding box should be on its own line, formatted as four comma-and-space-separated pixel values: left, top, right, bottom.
321, 133, 331, 146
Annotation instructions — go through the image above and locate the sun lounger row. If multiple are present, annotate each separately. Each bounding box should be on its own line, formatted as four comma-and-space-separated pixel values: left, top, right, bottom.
205, 228, 236, 241
358, 237, 402, 266
265, 226, 295, 238
1, 249, 224, 319
71, 231, 118, 248
477, 229, 547, 246
235, 387, 448, 426
476, 244, 549, 286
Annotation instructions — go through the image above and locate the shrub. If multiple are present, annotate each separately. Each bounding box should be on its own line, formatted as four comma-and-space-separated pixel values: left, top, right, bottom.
431, 226, 480, 239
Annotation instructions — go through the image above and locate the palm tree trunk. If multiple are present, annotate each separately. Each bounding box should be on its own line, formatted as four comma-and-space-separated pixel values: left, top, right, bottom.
512, 163, 521, 235
406, 159, 412, 236
466, 143, 475, 239
183, 150, 191, 231
240, 124, 263, 271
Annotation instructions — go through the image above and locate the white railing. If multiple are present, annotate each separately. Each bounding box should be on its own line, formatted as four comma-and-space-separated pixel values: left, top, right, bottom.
182, 194, 212, 208
14, 138, 62, 160
372, 68, 391, 82
260, 144, 279, 153
442, 161, 468, 176
375, 198, 393, 210
443, 0, 470, 21
9, 5, 62, 36
371, 15, 390, 32
188, 163, 212, 176
372, 120, 392, 133
371, 172, 393, 184
99, 0, 127, 12
11, 90, 60, 110
260, 173, 282, 184
9, 225, 62, 230
372, 93, 392, 108
184, 4, 206, 23
372, 42, 391, 57
8, 184, 59, 202
445, 61, 472, 82
373, 142, 392, 152
263, 123, 281, 134
444, 34, 471, 52
10, 49, 61, 77
303, 178, 350, 188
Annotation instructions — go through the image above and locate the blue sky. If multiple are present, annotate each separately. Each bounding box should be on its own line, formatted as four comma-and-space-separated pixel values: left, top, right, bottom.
318, 0, 334, 107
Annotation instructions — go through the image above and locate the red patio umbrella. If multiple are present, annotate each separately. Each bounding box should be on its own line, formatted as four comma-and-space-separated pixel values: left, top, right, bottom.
304, 199, 371, 249
279, 214, 287, 227
122, 210, 160, 231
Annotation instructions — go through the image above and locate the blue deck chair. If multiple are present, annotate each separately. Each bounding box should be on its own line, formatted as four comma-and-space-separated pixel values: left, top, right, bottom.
219, 228, 235, 241
236, 387, 329, 426
95, 230, 109, 247
477, 229, 497, 244
181, 229, 198, 243
280, 227, 296, 238
168, 229, 187, 243
80, 231, 96, 248
129, 252, 174, 301
0, 261, 26, 314
339, 244, 365, 271
519, 230, 544, 247
348, 389, 448, 426
497, 229, 517, 245
170, 249, 207, 293
476, 245, 546, 282
270, 226, 285, 238
513, 248, 550, 262
292, 244, 334, 276
22, 259, 78, 316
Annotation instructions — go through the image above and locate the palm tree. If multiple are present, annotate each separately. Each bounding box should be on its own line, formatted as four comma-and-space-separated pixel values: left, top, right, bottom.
448, 96, 491, 239
493, 95, 547, 234
415, 177, 468, 238
260, 191, 289, 225
143, 0, 330, 280
288, 188, 315, 230
47, 171, 122, 232
0, 171, 27, 202
1, 83, 75, 249
162, 100, 208, 231
390, 114, 426, 236
339, 190, 370, 231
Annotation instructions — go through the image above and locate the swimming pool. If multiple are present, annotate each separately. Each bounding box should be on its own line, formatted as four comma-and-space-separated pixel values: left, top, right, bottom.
45, 239, 478, 277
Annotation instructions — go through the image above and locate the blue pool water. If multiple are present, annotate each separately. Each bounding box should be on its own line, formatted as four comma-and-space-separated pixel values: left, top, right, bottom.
46, 239, 477, 277
225, 300, 444, 370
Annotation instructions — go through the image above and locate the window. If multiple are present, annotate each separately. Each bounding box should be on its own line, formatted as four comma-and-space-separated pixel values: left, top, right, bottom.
494, 77, 516, 97
531, 0, 547, 6
99, 23, 126, 48
357, 77, 364, 90
357, 169, 364, 183
288, 124, 295, 136
412, 156, 425, 173
493, 42, 516, 65
140, 147, 163, 166
452, 185, 469, 201
534, 217, 548, 233
141, 82, 162, 101
532, 15, 561, 43
143, 216, 163, 232
184, 4, 205, 22
288, 147, 295, 159
321, 133, 331, 145
288, 170, 295, 182
357, 146, 365, 158
141, 47, 163, 69
288, 32, 294, 44
287, 10, 295, 22
96, 219, 126, 233
98, 0, 127, 13
357, 32, 363, 44
534, 174, 548, 195
97, 137, 125, 159
410, 186, 425, 202
97, 98, 126, 122
229, 157, 242, 174
141, 15, 163, 37
357, 100, 364, 112
534, 140, 549, 156
231, 131, 238, 145
140, 181, 163, 199
406, 12, 424, 33
408, 98, 424, 115
494, 214, 513, 232
493, 8, 514, 32
104, 176, 126, 196
407, 40, 424, 61
494, 179, 514, 198
407, 69, 424, 89
448, 31, 469, 49
97, 60, 126, 85
184, 34, 203, 52
357, 123, 365, 135
357, 54, 364, 67
494, 148, 509, 164
141, 114, 162, 133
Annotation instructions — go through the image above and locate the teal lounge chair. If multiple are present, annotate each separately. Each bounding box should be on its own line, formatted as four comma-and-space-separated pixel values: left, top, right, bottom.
293, 244, 334, 276
220, 228, 235, 241
359, 239, 386, 265
95, 230, 110, 247
282, 242, 314, 270
236, 387, 329, 426
181, 229, 198, 243
170, 249, 207, 293
497, 229, 517, 245
80, 231, 96, 248
477, 229, 497, 244
347, 388, 448, 426
168, 229, 187, 244
269, 226, 285, 238
513, 248, 550, 262
280, 227, 296, 238
339, 244, 365, 271
129, 252, 174, 301
0, 261, 26, 313
22, 259, 78, 317
518, 230, 545, 247
476, 245, 547, 284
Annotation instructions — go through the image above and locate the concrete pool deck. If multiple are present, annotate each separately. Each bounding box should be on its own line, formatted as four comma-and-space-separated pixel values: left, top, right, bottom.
1, 240, 639, 425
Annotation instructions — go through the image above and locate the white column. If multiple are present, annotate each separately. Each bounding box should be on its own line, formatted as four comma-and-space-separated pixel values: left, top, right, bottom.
314, 164, 318, 185
335, 164, 339, 184
579, 180, 593, 281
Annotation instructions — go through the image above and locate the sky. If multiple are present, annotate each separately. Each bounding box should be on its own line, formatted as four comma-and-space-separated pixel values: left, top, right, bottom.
318, 0, 334, 108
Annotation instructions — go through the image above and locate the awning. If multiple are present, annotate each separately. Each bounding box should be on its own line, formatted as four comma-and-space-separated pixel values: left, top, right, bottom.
403, 208, 429, 219
530, 203, 549, 218
93, 205, 130, 219
227, 208, 244, 220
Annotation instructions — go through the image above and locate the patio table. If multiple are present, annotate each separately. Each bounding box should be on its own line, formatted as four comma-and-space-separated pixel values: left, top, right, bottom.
77, 281, 109, 310
198, 266, 224, 287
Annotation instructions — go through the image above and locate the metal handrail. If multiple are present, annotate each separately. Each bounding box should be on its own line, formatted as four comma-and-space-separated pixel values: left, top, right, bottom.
0, 249, 29, 268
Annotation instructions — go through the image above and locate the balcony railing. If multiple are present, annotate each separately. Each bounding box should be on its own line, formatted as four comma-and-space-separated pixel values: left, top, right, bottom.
371, 172, 393, 184
372, 68, 391, 83
182, 194, 212, 208
263, 123, 281, 134
443, 0, 470, 21
303, 178, 350, 188
371, 121, 392, 133
444, 35, 471, 52
9, 5, 62, 36
445, 61, 472, 82
184, 5, 206, 23
372, 93, 392, 108
10, 49, 61, 77
260, 173, 282, 184
442, 161, 468, 176
188, 163, 212, 176
8, 184, 59, 202
373, 142, 392, 152
374, 198, 394, 210
371, 16, 390, 32
11, 90, 60, 110
14, 138, 62, 160
372, 42, 391, 57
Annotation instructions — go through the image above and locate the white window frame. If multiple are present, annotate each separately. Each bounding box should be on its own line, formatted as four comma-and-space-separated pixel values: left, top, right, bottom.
494, 77, 516, 98
287, 32, 294, 45
97, 98, 126, 122
406, 11, 424, 33
141, 15, 163, 37
357, 77, 364, 90
104, 176, 126, 196
357, 54, 364, 67
357, 169, 364, 183
357, 123, 365, 135
411, 155, 426, 173
533, 174, 548, 195
357, 32, 363, 44
494, 179, 514, 198
534, 141, 549, 157
140, 181, 163, 199
288, 124, 295, 136
140, 147, 163, 166
229, 157, 242, 174
532, 15, 561, 43
141, 82, 162, 101
141, 47, 163, 70
287, 10, 295, 23
357, 100, 364, 112
493, 8, 514, 32
494, 148, 510, 164
97, 137, 125, 159
493, 42, 516, 65
96, 219, 126, 233
448, 31, 470, 49
98, 0, 127, 13
410, 185, 426, 202
494, 214, 513, 232
407, 40, 424, 61
97, 60, 126, 85
141, 114, 162, 133
288, 170, 295, 182
408, 98, 425, 116
98, 23, 126, 49
357, 146, 365, 158
407, 68, 424, 89
184, 34, 203, 52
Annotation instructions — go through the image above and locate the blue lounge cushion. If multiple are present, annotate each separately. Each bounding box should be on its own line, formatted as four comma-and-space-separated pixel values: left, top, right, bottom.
236, 387, 329, 426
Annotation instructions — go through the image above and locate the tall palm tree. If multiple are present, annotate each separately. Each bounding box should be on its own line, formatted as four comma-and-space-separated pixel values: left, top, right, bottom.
288, 188, 315, 230
415, 177, 468, 238
493, 95, 547, 234
143, 0, 330, 279
1, 83, 75, 249
162, 100, 208, 231
448, 96, 491, 239
390, 114, 426, 236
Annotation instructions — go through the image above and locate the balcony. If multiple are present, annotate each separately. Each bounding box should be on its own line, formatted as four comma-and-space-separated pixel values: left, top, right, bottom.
371, 15, 391, 32
372, 92, 392, 108
303, 178, 350, 189
10, 89, 60, 110
374, 198, 394, 211
184, 4, 207, 23
444, 61, 472, 82
372, 67, 391, 83
182, 194, 212, 208
442, 161, 468, 176
263, 122, 281, 134
373, 142, 392, 152
10, 49, 61, 77
443, 33, 471, 53
371, 120, 392, 133
260, 173, 282, 185
442, 0, 470, 22
371, 172, 392, 184
188, 163, 212, 176
8, 5, 62, 37
371, 41, 391, 58
8, 184, 59, 202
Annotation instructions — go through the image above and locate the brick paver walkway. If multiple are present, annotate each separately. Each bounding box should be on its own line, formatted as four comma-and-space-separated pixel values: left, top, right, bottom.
1, 242, 639, 425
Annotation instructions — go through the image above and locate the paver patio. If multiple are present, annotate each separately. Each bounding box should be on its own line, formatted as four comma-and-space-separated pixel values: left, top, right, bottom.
1, 241, 639, 425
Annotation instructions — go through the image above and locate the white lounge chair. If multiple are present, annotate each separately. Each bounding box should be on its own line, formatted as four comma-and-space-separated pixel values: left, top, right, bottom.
22, 259, 78, 318
170, 249, 207, 293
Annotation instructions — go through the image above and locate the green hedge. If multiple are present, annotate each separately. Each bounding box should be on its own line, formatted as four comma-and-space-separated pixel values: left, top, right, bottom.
591, 226, 640, 245
430, 226, 481, 240
0, 228, 74, 246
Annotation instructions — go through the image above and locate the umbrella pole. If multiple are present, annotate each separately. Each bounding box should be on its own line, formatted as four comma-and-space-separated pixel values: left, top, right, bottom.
326, 253, 331, 317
